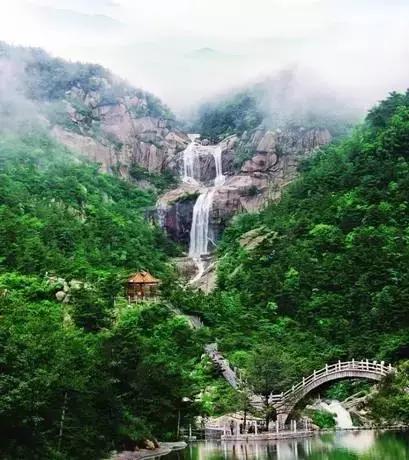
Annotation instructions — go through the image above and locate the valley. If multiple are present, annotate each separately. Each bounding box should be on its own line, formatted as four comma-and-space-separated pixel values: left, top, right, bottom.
0, 41, 408, 460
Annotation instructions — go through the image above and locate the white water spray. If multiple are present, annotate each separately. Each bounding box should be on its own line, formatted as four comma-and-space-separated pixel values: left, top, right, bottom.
189, 189, 215, 259
213, 145, 225, 186
182, 134, 200, 184
319, 400, 354, 429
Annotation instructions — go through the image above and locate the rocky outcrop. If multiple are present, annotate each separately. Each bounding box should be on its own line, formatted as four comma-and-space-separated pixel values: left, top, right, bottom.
49, 78, 189, 179
208, 126, 331, 231
157, 184, 201, 245
52, 126, 114, 173
157, 126, 331, 248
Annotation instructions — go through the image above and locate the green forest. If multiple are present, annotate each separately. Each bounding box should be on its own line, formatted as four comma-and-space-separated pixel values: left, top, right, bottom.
173, 91, 409, 423
1, 47, 409, 457
193, 72, 356, 142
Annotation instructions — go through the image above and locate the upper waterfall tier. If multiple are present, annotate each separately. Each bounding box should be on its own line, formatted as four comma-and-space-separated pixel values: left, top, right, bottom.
181, 135, 225, 187
212, 145, 225, 186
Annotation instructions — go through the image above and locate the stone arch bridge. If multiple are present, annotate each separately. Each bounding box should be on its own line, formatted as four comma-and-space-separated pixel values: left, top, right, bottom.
205, 345, 395, 427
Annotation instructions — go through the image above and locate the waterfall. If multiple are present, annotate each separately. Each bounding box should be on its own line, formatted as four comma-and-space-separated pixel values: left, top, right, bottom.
213, 145, 225, 186
182, 134, 200, 184
319, 400, 354, 429
189, 189, 215, 258
181, 135, 226, 283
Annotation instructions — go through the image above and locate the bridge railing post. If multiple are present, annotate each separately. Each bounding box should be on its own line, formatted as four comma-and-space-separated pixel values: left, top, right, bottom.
325, 364, 328, 374
366, 359, 369, 370
338, 360, 341, 370
352, 358, 355, 369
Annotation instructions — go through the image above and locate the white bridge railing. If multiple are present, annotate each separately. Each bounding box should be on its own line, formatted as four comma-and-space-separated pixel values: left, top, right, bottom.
269, 360, 395, 404
205, 345, 396, 410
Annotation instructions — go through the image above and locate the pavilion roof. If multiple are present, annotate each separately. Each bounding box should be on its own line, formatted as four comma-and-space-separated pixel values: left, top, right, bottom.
128, 271, 160, 284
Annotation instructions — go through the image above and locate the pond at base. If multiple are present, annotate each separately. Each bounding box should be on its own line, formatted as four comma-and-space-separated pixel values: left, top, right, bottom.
163, 431, 409, 460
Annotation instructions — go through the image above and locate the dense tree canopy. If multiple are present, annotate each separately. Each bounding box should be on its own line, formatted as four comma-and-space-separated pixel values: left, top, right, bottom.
0, 129, 210, 458
0, 130, 174, 279
1, 74, 409, 457
211, 91, 409, 369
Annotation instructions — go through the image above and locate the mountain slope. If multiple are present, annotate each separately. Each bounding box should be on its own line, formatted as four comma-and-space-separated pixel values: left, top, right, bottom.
193, 70, 358, 142
169, 91, 409, 411
0, 42, 189, 183
214, 90, 409, 362
0, 127, 207, 459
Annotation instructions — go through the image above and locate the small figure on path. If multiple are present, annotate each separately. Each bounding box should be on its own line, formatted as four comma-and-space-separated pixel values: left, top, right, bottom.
230, 420, 234, 435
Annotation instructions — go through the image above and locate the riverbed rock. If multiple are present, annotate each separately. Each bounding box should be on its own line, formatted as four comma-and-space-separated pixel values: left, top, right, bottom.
172, 257, 199, 280
55, 290, 66, 302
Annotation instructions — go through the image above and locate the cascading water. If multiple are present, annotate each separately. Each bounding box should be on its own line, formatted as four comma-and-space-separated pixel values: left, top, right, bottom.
182, 134, 200, 184
319, 400, 354, 429
212, 145, 225, 186
186, 139, 225, 283
189, 189, 215, 259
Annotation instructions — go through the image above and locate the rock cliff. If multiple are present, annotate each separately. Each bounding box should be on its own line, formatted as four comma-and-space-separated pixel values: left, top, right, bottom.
50, 84, 189, 179
158, 126, 331, 247
0, 42, 190, 183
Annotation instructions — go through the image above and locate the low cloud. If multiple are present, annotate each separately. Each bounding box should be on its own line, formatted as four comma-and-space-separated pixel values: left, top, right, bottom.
0, 0, 408, 115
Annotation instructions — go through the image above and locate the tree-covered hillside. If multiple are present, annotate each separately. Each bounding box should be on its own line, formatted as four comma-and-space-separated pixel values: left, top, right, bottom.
0, 41, 172, 121
218, 90, 409, 359
193, 71, 357, 142
174, 91, 409, 418
0, 130, 172, 278
0, 129, 211, 459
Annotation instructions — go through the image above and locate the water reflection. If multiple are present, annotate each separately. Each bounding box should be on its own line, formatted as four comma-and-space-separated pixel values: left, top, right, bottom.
165, 431, 409, 460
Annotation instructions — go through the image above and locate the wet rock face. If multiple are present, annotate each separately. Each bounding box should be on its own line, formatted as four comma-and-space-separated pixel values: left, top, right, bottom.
160, 197, 196, 244
157, 184, 201, 245
156, 126, 332, 249
170, 145, 234, 185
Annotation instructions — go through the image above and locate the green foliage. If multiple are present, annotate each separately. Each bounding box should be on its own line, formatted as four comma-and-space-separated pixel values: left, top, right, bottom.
246, 344, 299, 396
309, 410, 337, 429
0, 130, 204, 458
324, 381, 371, 402
214, 91, 409, 369
0, 130, 171, 279
195, 92, 263, 142
369, 361, 409, 424
0, 274, 204, 458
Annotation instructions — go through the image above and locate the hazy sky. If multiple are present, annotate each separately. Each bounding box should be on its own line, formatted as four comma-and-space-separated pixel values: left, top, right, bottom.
1, 0, 408, 112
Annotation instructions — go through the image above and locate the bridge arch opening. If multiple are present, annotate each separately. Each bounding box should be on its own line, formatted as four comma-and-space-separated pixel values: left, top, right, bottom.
271, 361, 394, 425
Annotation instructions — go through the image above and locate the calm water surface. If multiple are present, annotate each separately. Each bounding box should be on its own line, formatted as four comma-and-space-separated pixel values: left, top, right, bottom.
165, 431, 409, 460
